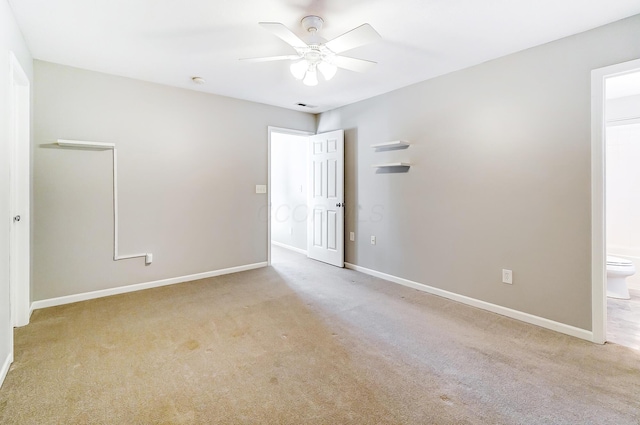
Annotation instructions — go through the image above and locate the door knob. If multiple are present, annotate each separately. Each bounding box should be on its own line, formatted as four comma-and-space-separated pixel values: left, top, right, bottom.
335, 203, 345, 207
13, 215, 20, 222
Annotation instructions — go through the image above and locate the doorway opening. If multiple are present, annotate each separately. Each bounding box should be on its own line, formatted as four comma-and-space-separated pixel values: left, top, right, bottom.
268, 127, 313, 265
269, 129, 311, 264
591, 59, 640, 346
267, 127, 345, 268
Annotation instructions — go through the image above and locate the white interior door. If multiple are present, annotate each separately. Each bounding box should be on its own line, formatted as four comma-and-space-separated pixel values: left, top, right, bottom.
9, 52, 31, 328
307, 130, 344, 267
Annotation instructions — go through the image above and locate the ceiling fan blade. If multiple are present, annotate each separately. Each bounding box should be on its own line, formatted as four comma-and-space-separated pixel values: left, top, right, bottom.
259, 22, 308, 49
331, 56, 377, 73
240, 55, 300, 63
324, 24, 381, 54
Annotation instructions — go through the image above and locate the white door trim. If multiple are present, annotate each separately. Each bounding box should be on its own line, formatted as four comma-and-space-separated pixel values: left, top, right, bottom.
591, 58, 640, 344
267, 127, 314, 266
8, 51, 31, 328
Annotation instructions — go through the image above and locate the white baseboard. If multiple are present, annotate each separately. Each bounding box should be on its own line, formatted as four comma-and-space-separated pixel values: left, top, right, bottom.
271, 241, 308, 256
31, 262, 268, 311
345, 262, 594, 342
0, 351, 13, 389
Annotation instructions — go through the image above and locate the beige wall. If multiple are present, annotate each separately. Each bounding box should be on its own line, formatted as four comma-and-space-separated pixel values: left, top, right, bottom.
0, 0, 33, 380
33, 61, 315, 301
318, 15, 640, 330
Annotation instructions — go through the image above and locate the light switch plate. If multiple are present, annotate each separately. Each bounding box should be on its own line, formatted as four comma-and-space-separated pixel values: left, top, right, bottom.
255, 185, 267, 194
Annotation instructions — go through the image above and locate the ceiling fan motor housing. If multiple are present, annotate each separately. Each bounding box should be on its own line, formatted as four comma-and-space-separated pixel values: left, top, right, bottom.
303, 46, 328, 65
301, 15, 324, 33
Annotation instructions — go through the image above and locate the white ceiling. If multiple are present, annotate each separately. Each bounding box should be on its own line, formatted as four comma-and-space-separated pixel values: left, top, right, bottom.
8, 0, 640, 113
607, 71, 640, 99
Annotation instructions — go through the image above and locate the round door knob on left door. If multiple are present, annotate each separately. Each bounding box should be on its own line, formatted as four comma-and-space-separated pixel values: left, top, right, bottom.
13, 215, 20, 222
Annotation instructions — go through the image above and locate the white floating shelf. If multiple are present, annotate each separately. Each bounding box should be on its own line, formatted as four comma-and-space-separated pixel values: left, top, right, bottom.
371, 140, 410, 148
57, 139, 115, 149
372, 162, 411, 168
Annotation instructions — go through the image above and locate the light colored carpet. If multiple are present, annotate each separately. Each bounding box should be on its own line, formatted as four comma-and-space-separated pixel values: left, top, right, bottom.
1, 245, 639, 424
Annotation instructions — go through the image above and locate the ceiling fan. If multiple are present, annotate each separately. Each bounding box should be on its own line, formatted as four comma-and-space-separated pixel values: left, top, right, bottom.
241, 16, 381, 86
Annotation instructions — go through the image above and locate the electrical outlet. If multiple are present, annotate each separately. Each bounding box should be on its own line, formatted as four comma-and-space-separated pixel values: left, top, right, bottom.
370, 235, 376, 245
255, 185, 267, 194
502, 269, 513, 284
350, 232, 355, 241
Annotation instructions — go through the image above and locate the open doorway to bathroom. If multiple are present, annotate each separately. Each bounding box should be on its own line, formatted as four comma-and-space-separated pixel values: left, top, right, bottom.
604, 70, 640, 350
267, 128, 312, 265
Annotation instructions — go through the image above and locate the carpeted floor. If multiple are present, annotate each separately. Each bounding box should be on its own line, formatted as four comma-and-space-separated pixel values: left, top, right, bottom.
1, 245, 639, 424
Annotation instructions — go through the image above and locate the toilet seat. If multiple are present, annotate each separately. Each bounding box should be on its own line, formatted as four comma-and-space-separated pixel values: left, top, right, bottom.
607, 256, 633, 266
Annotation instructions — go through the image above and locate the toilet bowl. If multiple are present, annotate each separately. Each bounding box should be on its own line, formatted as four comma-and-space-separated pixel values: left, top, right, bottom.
606, 256, 635, 299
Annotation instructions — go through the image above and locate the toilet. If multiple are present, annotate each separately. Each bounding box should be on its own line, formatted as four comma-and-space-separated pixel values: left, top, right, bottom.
606, 256, 635, 299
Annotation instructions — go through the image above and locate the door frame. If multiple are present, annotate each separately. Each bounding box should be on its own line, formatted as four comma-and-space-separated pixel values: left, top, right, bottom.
591, 58, 640, 344
9, 51, 31, 328
267, 126, 314, 266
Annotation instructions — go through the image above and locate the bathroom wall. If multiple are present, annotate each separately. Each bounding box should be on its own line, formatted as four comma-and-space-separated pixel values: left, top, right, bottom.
33, 60, 316, 301
606, 93, 640, 289
271, 132, 308, 251
317, 14, 640, 331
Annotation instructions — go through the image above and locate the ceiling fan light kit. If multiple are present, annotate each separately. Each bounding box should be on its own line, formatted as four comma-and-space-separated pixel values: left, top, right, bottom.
303, 66, 318, 86
290, 60, 308, 79
291, 57, 337, 86
318, 61, 337, 80
241, 15, 381, 86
